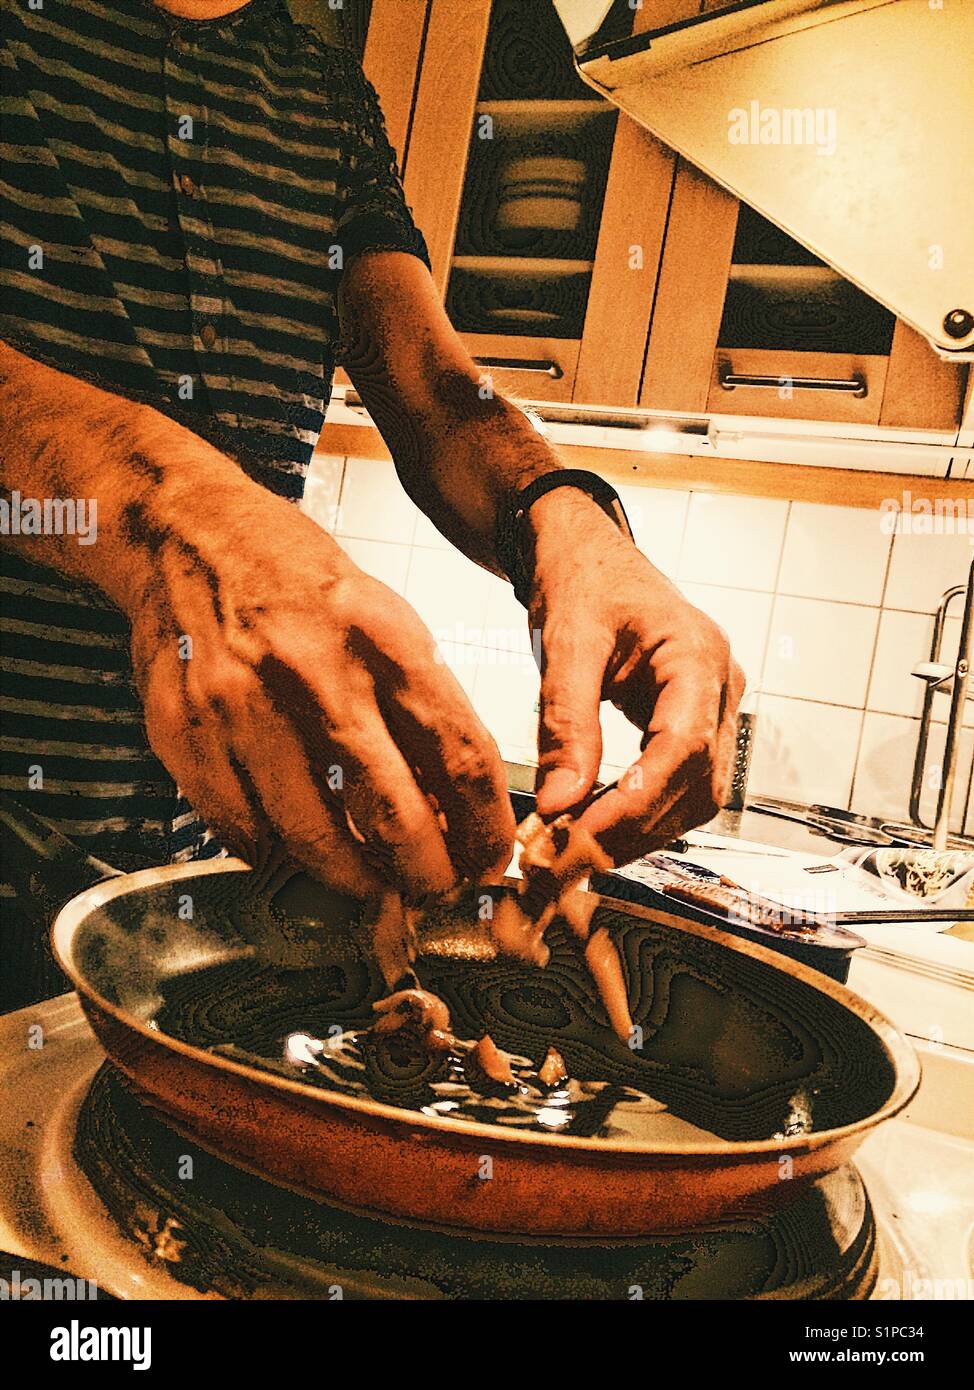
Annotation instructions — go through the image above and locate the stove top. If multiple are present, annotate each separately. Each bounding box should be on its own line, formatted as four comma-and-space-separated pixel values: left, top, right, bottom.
1, 996, 970, 1301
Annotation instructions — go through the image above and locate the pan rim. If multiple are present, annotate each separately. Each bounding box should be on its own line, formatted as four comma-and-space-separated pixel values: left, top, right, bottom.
50, 858, 921, 1161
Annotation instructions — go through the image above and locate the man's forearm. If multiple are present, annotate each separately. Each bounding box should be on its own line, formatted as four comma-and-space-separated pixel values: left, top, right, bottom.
397, 388, 561, 574
340, 252, 564, 574
0, 340, 270, 613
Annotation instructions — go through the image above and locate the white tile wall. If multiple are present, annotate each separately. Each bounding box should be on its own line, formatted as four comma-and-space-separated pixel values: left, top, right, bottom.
748, 695, 863, 807
334, 455, 417, 544
851, 712, 923, 825
300, 452, 344, 532
884, 529, 974, 614
435, 641, 479, 700
852, 713, 974, 834
677, 492, 789, 591
483, 572, 533, 657
778, 502, 894, 605
470, 660, 540, 767
616, 484, 689, 579
413, 508, 453, 552
336, 536, 411, 592
305, 451, 974, 832
404, 544, 491, 639
598, 701, 643, 778
763, 595, 878, 707
867, 609, 934, 720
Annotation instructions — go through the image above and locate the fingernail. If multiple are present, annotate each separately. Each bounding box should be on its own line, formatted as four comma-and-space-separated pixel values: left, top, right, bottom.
535, 767, 588, 815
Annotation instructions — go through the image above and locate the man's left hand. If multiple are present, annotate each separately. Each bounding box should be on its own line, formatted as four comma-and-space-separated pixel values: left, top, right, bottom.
526, 488, 746, 866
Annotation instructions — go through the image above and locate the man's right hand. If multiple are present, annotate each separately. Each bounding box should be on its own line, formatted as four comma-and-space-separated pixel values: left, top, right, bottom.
126, 481, 516, 898
0, 342, 514, 898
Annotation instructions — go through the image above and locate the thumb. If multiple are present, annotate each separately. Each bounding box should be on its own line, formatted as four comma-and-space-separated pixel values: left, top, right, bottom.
534, 619, 613, 817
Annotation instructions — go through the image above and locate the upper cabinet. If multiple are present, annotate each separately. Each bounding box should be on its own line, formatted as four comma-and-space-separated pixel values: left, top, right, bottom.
357, 0, 970, 432
640, 160, 969, 431
353, 0, 426, 166
401, 0, 676, 406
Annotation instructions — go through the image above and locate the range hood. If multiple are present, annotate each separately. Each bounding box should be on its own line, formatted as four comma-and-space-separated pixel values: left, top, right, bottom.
553, 0, 974, 360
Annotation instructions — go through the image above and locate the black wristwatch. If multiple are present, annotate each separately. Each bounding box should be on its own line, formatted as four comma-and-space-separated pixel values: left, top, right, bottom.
495, 469, 635, 606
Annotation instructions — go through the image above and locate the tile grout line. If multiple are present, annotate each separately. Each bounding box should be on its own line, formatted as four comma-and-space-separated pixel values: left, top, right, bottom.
332, 454, 348, 537
755, 500, 794, 708
670, 489, 692, 582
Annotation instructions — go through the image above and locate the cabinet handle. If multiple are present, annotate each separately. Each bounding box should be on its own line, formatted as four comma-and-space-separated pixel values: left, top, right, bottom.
718, 366, 868, 398
475, 356, 564, 379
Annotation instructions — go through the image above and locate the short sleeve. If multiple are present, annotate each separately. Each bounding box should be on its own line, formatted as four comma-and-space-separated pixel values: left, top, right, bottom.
0, 11, 159, 401
333, 50, 431, 273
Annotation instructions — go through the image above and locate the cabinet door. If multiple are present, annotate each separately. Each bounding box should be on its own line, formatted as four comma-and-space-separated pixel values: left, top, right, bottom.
573, 2, 686, 408
405, 0, 646, 405
360, 0, 430, 170
879, 321, 970, 433
641, 170, 968, 429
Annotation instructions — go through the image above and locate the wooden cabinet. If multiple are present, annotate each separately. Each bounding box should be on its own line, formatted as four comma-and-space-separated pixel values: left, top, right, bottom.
355, 0, 969, 433
640, 163, 969, 429
402, 0, 676, 406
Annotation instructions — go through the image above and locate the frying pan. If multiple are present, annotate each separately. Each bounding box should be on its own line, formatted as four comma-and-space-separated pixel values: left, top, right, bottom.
4, 798, 920, 1239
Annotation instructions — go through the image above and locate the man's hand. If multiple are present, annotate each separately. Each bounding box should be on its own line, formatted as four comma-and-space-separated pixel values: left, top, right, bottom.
0, 339, 514, 897
527, 489, 745, 865
337, 253, 745, 867
127, 483, 515, 897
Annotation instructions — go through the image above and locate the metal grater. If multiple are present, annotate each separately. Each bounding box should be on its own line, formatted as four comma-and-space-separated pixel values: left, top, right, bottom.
726, 709, 756, 812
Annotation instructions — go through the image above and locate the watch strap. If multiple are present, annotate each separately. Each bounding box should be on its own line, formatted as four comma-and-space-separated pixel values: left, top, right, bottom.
496, 469, 635, 605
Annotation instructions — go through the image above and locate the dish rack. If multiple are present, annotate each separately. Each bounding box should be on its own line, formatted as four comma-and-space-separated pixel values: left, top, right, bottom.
910, 560, 974, 850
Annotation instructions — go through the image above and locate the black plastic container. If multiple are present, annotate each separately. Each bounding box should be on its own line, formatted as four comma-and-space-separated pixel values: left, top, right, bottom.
508, 789, 864, 984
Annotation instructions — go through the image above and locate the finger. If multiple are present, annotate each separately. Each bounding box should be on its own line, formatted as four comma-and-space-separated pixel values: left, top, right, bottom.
591, 784, 707, 866
137, 606, 384, 895
534, 616, 615, 817
577, 778, 696, 866
323, 715, 460, 896
359, 614, 516, 881
228, 702, 386, 898
630, 788, 705, 857
140, 642, 265, 865
250, 646, 459, 896
574, 669, 723, 863
185, 654, 384, 898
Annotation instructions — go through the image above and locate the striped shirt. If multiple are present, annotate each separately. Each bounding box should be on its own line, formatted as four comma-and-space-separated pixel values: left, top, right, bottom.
0, 0, 429, 1005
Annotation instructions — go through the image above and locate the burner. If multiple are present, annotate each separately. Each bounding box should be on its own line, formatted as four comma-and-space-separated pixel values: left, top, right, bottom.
74, 1065, 878, 1300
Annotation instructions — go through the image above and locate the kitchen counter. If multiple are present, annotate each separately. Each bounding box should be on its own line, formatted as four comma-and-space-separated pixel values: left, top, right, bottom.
691, 810, 974, 1055
711, 807, 974, 945
711, 806, 852, 856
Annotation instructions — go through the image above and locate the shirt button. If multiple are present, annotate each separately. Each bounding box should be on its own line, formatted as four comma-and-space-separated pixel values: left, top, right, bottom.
178, 173, 197, 198
200, 323, 218, 350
